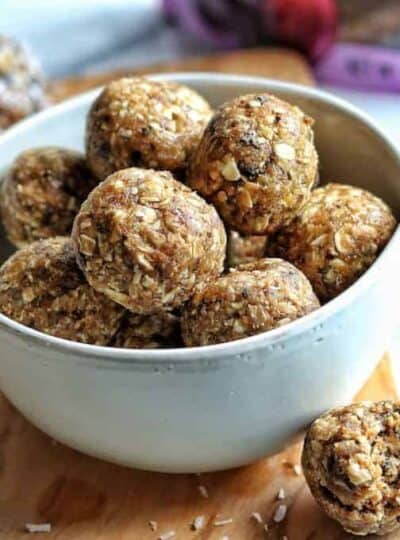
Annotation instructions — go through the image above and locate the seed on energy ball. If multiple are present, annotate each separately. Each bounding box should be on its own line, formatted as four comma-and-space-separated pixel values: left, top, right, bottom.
187, 93, 318, 235
302, 401, 400, 536
86, 77, 212, 180
72, 167, 227, 314
0, 35, 48, 131
111, 312, 180, 349
0, 147, 97, 248
0, 237, 124, 344
181, 258, 319, 346
227, 230, 268, 268
267, 183, 396, 302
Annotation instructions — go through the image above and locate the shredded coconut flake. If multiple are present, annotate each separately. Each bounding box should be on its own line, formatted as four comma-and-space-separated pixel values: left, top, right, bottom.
273, 504, 287, 523
214, 518, 233, 527
277, 487, 286, 500
264, 523, 269, 532
293, 464, 302, 476
192, 515, 205, 530
251, 512, 263, 524
25, 524, 51, 533
158, 531, 175, 540
149, 520, 158, 531
198, 485, 209, 498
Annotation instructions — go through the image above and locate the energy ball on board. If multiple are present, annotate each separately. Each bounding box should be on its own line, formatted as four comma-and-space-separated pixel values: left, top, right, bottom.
86, 77, 212, 180
227, 230, 268, 268
1, 147, 97, 247
187, 93, 318, 235
0, 237, 124, 344
181, 258, 319, 346
72, 167, 227, 314
112, 312, 180, 349
267, 183, 396, 302
302, 401, 400, 536
0, 35, 48, 131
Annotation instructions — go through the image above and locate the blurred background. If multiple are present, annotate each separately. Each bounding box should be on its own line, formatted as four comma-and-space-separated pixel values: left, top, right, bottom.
0, 0, 399, 139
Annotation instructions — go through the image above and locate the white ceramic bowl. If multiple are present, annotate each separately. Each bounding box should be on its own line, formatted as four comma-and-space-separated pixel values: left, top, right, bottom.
0, 74, 399, 473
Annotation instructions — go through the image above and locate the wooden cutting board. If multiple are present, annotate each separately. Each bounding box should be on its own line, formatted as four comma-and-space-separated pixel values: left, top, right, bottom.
1, 48, 398, 540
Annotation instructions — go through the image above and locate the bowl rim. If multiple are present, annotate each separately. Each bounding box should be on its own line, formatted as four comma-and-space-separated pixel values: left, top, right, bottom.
0, 71, 399, 364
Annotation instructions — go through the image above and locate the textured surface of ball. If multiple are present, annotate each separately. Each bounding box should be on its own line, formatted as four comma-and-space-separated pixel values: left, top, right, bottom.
1, 147, 97, 247
268, 183, 396, 302
303, 401, 400, 536
0, 237, 124, 344
72, 167, 227, 313
86, 77, 212, 180
0, 35, 47, 131
187, 93, 318, 235
181, 258, 319, 346
112, 312, 180, 349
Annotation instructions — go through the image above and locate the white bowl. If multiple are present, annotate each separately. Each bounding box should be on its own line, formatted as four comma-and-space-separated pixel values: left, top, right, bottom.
0, 73, 399, 473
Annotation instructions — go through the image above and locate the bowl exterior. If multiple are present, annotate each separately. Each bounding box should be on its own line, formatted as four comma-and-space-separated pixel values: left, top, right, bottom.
0, 74, 399, 472
0, 257, 398, 472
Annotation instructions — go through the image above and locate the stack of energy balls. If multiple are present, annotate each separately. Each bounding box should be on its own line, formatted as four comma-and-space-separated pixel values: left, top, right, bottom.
0, 76, 398, 535
0, 76, 396, 349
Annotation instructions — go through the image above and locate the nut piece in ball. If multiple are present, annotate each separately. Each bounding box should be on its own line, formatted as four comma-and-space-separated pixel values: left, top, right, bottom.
0, 237, 124, 344
181, 258, 319, 346
72, 168, 227, 313
268, 183, 396, 302
227, 230, 268, 268
86, 77, 212, 180
112, 312, 180, 349
1, 147, 97, 247
0, 35, 48, 131
302, 401, 400, 536
187, 93, 318, 235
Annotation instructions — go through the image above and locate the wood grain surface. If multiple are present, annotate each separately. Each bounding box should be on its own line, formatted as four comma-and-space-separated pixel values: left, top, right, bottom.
49, 48, 315, 102
1, 49, 398, 540
0, 356, 396, 540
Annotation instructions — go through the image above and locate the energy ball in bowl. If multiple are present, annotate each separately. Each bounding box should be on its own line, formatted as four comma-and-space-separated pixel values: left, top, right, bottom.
0, 237, 124, 344
72, 167, 227, 313
1, 147, 97, 247
181, 258, 320, 346
112, 312, 180, 349
302, 401, 400, 536
187, 93, 318, 235
268, 183, 396, 302
0, 35, 48, 131
86, 77, 212, 180
227, 230, 268, 268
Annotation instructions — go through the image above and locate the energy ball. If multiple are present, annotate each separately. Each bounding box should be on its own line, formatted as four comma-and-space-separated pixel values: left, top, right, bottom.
227, 230, 268, 268
181, 258, 319, 346
0, 237, 124, 344
0, 35, 47, 131
302, 401, 400, 536
112, 312, 180, 349
187, 93, 318, 235
86, 77, 212, 180
72, 168, 227, 313
268, 183, 396, 302
1, 147, 97, 247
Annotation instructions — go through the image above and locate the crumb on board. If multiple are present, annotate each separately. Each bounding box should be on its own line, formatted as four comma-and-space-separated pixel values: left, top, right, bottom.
250, 511, 263, 524
277, 487, 286, 500
149, 520, 158, 531
25, 523, 51, 533
273, 504, 287, 523
198, 484, 209, 498
158, 531, 175, 540
191, 515, 205, 530
214, 517, 233, 527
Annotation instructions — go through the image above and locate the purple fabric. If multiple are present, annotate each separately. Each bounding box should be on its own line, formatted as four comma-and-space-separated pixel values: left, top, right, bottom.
316, 43, 400, 93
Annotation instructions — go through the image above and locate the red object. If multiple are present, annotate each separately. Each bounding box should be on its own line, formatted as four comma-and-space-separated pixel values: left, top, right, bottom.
265, 0, 338, 60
